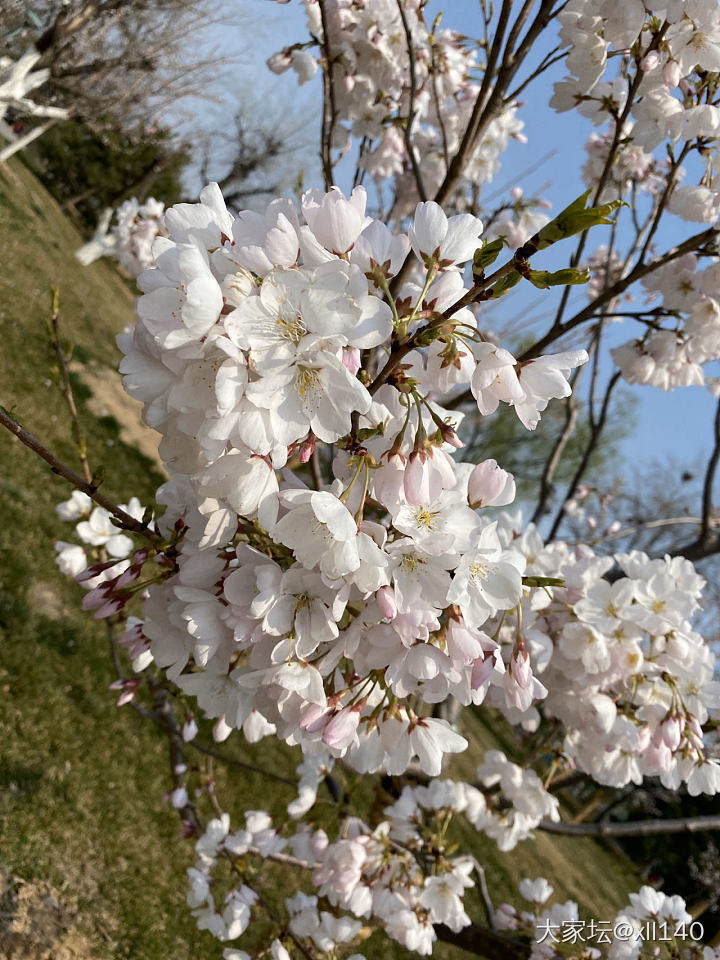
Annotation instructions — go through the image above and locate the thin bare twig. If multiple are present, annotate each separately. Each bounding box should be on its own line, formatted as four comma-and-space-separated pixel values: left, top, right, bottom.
700, 397, 720, 548
473, 860, 496, 929
185, 739, 298, 788
48, 289, 93, 485
547, 370, 622, 541
396, 0, 427, 201
530, 363, 583, 524
539, 814, 720, 838
0, 407, 161, 542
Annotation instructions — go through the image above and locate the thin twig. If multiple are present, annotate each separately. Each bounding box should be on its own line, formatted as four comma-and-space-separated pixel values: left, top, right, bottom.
530, 363, 584, 524
700, 397, 720, 547
539, 814, 720, 838
186, 739, 298, 788
396, 0, 427, 200
472, 860, 496, 929
310, 448, 323, 490
547, 371, 621, 541
48, 290, 94, 484
0, 407, 161, 542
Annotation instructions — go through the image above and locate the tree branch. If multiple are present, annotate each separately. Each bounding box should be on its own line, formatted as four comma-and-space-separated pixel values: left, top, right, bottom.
0, 406, 161, 542
539, 814, 720, 838
396, 0, 427, 201
547, 370, 621, 541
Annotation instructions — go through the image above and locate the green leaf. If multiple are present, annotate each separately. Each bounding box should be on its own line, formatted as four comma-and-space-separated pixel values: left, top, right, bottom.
488, 270, 521, 297
356, 423, 385, 443
534, 190, 627, 250
527, 267, 591, 289
472, 237, 507, 275
522, 575, 565, 588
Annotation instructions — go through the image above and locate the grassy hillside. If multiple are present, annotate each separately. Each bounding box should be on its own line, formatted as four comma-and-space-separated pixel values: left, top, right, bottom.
0, 156, 640, 960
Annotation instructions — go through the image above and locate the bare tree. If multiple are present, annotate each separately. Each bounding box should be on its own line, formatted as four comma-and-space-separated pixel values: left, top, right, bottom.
1, 0, 227, 135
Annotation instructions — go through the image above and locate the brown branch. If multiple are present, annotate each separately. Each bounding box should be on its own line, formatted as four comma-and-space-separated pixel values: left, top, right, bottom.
48, 289, 93, 485
700, 397, 720, 547
541, 22, 671, 335
185, 739, 298, 788
396, 0, 427, 201
0, 406, 161, 542
318, 0, 338, 190
436, 0, 559, 211
530, 363, 583, 524
539, 814, 720, 838
435, 922, 531, 960
429, 42, 450, 173
518, 224, 719, 362
672, 397, 720, 562
547, 370, 621, 541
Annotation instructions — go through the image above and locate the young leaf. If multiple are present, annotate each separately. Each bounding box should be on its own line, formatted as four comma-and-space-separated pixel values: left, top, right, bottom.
527, 267, 591, 289
487, 270, 521, 297
473, 237, 507, 276
533, 190, 627, 250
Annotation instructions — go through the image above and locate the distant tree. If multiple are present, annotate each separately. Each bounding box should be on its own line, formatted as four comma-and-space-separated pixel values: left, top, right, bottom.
30, 118, 190, 228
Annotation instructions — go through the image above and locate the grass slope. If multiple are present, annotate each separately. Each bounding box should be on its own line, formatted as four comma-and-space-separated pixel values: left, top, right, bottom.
0, 156, 640, 960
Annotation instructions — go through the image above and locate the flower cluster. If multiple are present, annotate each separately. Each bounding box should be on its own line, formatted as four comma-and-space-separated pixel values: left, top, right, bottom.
479, 512, 720, 795
182, 765, 556, 957
554, 0, 720, 218
109, 182, 593, 778
75, 197, 167, 277
611, 253, 720, 392
268, 0, 524, 206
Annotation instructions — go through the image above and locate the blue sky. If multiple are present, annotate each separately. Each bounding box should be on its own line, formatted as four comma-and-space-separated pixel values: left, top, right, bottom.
201, 0, 716, 505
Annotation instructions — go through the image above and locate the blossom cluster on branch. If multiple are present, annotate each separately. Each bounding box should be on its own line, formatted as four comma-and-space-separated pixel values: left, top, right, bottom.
22, 0, 720, 957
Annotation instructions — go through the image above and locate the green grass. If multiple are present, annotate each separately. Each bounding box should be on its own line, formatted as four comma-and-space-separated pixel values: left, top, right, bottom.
0, 157, 641, 959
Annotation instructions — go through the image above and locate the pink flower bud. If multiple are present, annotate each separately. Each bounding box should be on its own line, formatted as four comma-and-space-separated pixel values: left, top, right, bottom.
267, 50, 292, 75
511, 186, 523, 200
645, 741, 673, 774
115, 563, 142, 589
322, 707, 361, 749
663, 59, 681, 88
471, 653, 497, 689
404, 450, 432, 505
376, 585, 397, 620
686, 716, 704, 748
640, 51, 660, 72
300, 702, 329, 732
467, 459, 516, 508
299, 433, 316, 463
511, 648, 532, 689
404, 447, 456, 505
75, 559, 120, 583
94, 597, 124, 619
660, 716, 682, 751
342, 346, 361, 375
440, 424, 464, 448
